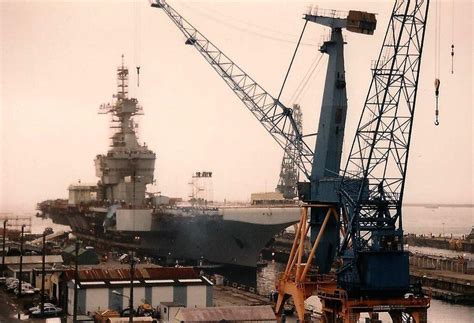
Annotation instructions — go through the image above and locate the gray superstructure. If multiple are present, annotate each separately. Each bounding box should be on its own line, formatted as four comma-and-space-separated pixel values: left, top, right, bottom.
94, 56, 155, 206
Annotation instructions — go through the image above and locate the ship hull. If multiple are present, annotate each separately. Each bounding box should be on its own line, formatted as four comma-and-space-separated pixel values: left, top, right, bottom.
144, 215, 296, 267
44, 205, 300, 268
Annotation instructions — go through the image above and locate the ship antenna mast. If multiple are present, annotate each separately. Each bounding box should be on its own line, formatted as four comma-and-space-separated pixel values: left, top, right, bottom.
117, 54, 129, 99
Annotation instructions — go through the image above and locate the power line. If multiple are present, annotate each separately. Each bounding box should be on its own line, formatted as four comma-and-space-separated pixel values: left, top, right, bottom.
190, 3, 307, 39
450, 0, 455, 74
179, 2, 318, 47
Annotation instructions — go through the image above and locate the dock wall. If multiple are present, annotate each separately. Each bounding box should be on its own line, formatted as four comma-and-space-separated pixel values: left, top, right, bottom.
405, 234, 474, 253
409, 253, 473, 275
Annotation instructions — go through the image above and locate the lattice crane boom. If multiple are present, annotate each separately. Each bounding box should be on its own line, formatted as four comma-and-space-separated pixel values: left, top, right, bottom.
276, 104, 303, 199
339, 0, 430, 294
151, 0, 314, 180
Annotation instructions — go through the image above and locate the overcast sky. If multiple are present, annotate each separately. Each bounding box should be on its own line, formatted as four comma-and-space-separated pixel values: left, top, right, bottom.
1, 0, 472, 213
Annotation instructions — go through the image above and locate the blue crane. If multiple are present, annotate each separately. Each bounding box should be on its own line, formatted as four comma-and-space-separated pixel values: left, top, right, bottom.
338, 0, 430, 297
152, 0, 431, 320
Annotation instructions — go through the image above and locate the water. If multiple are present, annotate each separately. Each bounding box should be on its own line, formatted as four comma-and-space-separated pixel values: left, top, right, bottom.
283, 206, 473, 238
29, 214, 70, 235
402, 206, 473, 237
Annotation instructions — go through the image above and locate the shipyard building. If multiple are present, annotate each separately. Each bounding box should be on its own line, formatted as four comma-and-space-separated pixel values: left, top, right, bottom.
64, 266, 212, 317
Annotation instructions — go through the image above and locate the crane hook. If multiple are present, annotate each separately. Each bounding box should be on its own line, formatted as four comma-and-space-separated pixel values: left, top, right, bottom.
451, 44, 454, 74
136, 66, 141, 87
434, 78, 440, 126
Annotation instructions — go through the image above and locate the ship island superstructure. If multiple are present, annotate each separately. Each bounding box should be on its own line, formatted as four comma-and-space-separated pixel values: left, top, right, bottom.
95, 56, 155, 207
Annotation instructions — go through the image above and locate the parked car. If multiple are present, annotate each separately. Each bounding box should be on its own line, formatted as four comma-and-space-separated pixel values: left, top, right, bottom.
6, 283, 18, 292
23, 294, 54, 311
137, 304, 156, 317
6, 281, 21, 292
30, 305, 62, 318
119, 307, 137, 317
28, 303, 55, 313
119, 254, 141, 264
14, 285, 35, 295
7, 281, 31, 292
9, 280, 31, 287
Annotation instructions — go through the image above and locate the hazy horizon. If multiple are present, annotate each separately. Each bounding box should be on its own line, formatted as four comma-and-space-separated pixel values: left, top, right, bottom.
1, 0, 473, 213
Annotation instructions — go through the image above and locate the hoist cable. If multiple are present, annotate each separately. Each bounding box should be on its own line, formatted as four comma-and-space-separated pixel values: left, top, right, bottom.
434, 0, 441, 78
451, 0, 455, 74
290, 53, 324, 104
289, 55, 320, 103
434, 0, 442, 126
134, 0, 141, 87
277, 20, 308, 102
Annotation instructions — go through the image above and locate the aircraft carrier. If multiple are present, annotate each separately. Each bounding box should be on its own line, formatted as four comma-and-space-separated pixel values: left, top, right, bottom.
38, 58, 300, 268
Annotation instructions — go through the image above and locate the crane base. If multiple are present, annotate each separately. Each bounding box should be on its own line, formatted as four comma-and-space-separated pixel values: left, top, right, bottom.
316, 279, 430, 323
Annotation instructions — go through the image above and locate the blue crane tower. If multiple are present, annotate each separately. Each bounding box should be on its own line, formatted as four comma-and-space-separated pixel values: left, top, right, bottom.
302, 8, 376, 275
152, 0, 431, 321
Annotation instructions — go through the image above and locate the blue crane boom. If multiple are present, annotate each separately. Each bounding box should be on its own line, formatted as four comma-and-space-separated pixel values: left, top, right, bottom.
151, 0, 314, 180
338, 0, 431, 295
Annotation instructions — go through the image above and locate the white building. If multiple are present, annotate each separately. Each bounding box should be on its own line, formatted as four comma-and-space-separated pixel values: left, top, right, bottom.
65, 266, 213, 317
3, 255, 63, 283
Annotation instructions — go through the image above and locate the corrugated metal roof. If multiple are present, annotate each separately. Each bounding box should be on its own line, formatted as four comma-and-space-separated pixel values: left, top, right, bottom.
64, 266, 199, 281
8, 264, 54, 271
3, 255, 63, 265
106, 318, 153, 322
176, 305, 276, 321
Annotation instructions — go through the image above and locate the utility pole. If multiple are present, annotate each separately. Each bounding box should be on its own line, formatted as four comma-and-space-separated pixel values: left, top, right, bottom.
2, 219, 7, 273
73, 240, 80, 322
41, 230, 46, 316
17, 224, 25, 319
129, 250, 135, 323
130, 163, 136, 323
18, 224, 25, 297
